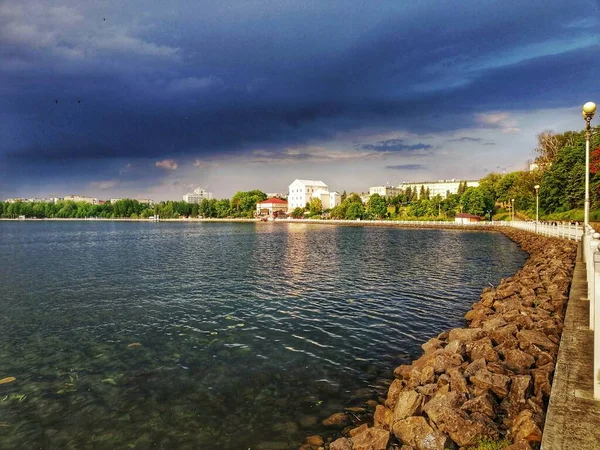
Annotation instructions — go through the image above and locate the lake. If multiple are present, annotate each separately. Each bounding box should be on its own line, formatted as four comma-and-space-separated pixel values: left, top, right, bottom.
0, 222, 526, 449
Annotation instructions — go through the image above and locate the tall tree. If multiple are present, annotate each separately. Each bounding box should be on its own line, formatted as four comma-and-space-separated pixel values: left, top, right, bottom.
367, 193, 387, 218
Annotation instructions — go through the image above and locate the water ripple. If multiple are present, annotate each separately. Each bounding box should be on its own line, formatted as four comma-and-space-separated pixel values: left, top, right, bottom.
0, 222, 527, 450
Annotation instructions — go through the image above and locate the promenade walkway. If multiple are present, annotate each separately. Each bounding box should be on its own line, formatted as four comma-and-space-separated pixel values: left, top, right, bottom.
542, 244, 600, 449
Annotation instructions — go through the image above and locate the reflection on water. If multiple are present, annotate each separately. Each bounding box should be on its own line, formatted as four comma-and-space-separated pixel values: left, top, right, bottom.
0, 222, 526, 449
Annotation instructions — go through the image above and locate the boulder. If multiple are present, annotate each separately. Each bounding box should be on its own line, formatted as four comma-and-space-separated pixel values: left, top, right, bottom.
393, 390, 423, 422
351, 427, 390, 450
330, 437, 353, 450
305, 435, 324, 446
394, 365, 413, 380
466, 337, 499, 362
503, 349, 536, 374
420, 366, 436, 385
470, 411, 501, 441
486, 362, 514, 377
386, 379, 404, 410
481, 315, 507, 331
416, 383, 439, 397
510, 409, 542, 444
500, 375, 531, 418
322, 412, 350, 427
463, 358, 487, 378
461, 393, 496, 419
422, 338, 444, 354
431, 352, 463, 374
424, 404, 485, 447
489, 325, 518, 345
469, 368, 511, 398
448, 328, 486, 343
443, 340, 463, 355
446, 367, 468, 395
373, 405, 393, 430
531, 368, 552, 399
517, 329, 557, 351
392, 416, 452, 450
349, 424, 369, 437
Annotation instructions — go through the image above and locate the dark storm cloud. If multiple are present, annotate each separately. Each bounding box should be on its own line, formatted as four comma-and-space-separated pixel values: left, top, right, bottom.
386, 164, 427, 171
1, 0, 599, 190
361, 139, 432, 152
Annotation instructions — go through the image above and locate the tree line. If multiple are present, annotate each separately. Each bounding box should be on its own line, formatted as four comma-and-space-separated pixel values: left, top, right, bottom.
0, 190, 268, 219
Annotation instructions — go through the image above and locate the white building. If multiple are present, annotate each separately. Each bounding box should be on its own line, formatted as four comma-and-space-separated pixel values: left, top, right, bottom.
369, 186, 400, 198
256, 198, 288, 216
397, 179, 479, 199
183, 187, 213, 204
63, 195, 99, 204
287, 179, 341, 211
312, 189, 341, 210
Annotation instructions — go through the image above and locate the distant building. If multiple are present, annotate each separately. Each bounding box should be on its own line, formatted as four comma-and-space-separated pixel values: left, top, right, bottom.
398, 179, 479, 199
287, 179, 341, 211
110, 198, 154, 206
359, 193, 371, 203
183, 187, 213, 204
256, 198, 288, 216
5, 198, 27, 203
529, 163, 539, 172
63, 195, 99, 204
265, 192, 286, 199
455, 213, 482, 224
369, 185, 400, 198
312, 188, 341, 210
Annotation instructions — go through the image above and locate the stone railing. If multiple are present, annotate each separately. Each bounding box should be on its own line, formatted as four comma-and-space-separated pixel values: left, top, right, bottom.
581, 226, 600, 399
282, 218, 583, 241
501, 220, 582, 241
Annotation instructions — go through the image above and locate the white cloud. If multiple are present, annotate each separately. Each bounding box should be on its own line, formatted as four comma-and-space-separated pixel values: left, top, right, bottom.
94, 34, 179, 58
155, 159, 178, 170
475, 112, 521, 133
0, 0, 180, 72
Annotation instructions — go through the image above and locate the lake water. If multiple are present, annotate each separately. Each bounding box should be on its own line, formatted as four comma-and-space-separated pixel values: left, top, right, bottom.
0, 222, 526, 449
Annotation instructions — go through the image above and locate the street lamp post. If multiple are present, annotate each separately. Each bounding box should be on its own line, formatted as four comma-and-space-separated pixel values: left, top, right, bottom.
583, 101, 597, 230
511, 198, 515, 222
534, 185, 540, 233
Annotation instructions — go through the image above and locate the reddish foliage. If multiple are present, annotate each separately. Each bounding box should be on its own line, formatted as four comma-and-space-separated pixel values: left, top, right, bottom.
592, 146, 600, 174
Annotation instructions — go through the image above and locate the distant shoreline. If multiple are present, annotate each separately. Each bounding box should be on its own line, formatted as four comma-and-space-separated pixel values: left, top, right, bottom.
0, 217, 495, 228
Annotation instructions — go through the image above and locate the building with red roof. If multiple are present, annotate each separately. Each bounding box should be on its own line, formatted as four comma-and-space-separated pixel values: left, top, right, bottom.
256, 197, 288, 217
454, 212, 482, 224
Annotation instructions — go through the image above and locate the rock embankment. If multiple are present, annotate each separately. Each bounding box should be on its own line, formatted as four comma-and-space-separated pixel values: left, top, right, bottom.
301, 229, 577, 450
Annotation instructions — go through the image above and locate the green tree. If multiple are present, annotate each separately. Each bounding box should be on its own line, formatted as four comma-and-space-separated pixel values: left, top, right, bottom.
309, 197, 323, 215
346, 202, 364, 219
459, 187, 494, 216
367, 193, 387, 218
290, 207, 305, 219
231, 190, 267, 217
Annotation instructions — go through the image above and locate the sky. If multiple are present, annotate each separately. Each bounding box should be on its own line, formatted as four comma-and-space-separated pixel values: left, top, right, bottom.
1, 0, 600, 200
